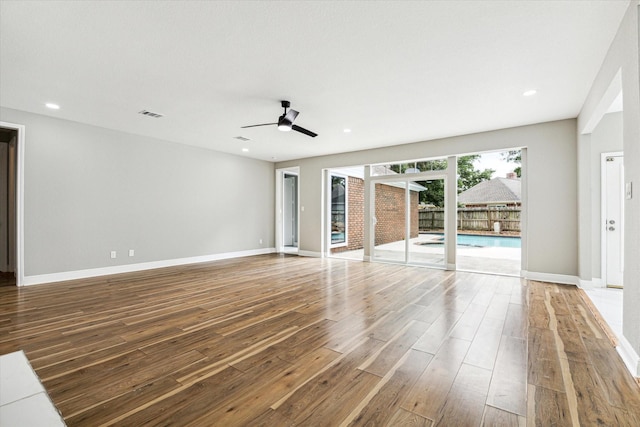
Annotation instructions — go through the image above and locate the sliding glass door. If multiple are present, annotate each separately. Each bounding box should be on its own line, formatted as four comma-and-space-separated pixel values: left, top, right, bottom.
373, 181, 406, 262
370, 172, 447, 268
407, 179, 445, 267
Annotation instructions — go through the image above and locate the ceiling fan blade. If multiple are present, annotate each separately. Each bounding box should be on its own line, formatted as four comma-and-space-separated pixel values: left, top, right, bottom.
284, 109, 299, 124
292, 125, 318, 138
240, 123, 277, 128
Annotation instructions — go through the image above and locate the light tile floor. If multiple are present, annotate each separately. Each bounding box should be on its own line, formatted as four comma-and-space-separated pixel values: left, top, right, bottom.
0, 350, 66, 426
584, 286, 623, 337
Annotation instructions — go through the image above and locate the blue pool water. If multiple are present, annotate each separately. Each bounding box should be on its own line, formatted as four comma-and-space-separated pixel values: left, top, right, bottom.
331, 232, 345, 243
422, 234, 521, 248
457, 234, 521, 248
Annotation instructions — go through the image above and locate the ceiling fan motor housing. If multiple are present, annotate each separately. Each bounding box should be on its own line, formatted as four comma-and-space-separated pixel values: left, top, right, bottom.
241, 100, 317, 137
277, 114, 292, 131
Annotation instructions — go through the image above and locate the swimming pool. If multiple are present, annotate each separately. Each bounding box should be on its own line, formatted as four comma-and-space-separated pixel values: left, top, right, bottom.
331, 232, 346, 244
457, 234, 521, 248
420, 234, 521, 248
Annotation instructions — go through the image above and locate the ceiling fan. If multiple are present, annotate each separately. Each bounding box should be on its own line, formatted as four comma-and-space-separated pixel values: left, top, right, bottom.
241, 100, 318, 138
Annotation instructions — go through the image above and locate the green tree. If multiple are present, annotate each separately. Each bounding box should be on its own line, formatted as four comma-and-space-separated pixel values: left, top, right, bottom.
457, 155, 494, 192
396, 156, 493, 207
415, 159, 447, 207
419, 179, 445, 207
502, 150, 522, 177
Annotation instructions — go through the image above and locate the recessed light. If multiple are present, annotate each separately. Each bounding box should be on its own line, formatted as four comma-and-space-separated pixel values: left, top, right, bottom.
45, 103, 60, 110
242, 148, 249, 152
522, 90, 537, 97
343, 128, 351, 133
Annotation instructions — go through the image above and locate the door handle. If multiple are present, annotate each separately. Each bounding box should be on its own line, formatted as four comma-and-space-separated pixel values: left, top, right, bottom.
608, 226, 615, 231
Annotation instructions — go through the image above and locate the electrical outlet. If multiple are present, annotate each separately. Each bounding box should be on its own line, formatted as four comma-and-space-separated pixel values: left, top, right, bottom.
110, 251, 117, 259
259, 239, 263, 244
129, 249, 135, 257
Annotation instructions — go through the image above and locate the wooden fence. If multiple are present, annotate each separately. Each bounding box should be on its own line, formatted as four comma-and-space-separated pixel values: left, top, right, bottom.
419, 207, 521, 232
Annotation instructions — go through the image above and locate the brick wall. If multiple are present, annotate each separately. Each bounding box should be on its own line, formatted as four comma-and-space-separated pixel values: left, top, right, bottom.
374, 183, 419, 246
410, 191, 419, 238
331, 178, 420, 253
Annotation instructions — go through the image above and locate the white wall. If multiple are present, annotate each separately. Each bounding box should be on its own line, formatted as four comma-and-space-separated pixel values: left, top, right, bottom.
578, 2, 640, 363
0, 107, 275, 278
277, 119, 578, 278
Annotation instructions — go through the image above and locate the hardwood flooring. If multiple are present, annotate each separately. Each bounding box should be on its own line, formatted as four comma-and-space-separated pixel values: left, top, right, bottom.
0, 271, 16, 287
0, 254, 638, 426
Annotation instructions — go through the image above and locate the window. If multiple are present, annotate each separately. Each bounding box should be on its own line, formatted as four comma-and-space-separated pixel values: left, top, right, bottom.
331, 175, 347, 245
372, 158, 448, 176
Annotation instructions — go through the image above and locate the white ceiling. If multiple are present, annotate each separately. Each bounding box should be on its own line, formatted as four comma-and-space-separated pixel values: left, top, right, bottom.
0, 1, 629, 162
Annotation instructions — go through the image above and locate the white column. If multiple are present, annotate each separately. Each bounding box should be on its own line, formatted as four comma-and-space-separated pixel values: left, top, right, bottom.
446, 156, 457, 270
363, 165, 372, 261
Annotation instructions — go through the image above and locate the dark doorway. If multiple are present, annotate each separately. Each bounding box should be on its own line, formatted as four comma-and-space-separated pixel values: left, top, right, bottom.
0, 127, 17, 286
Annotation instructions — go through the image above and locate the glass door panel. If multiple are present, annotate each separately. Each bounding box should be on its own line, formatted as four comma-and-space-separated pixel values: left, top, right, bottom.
373, 181, 406, 262
330, 175, 347, 246
408, 179, 445, 267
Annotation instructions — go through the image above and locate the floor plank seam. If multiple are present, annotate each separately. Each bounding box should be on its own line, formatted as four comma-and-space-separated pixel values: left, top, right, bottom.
543, 286, 580, 427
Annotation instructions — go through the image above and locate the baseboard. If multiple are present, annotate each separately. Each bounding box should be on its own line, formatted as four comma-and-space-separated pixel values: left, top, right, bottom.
297, 250, 322, 258
617, 335, 640, 378
522, 270, 579, 286
578, 277, 604, 289
21, 247, 276, 286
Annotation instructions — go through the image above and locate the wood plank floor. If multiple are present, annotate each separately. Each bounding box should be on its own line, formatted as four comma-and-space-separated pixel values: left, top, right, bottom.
1, 254, 639, 426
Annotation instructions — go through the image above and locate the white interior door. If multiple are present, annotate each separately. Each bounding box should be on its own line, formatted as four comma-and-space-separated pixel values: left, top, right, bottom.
604, 155, 624, 287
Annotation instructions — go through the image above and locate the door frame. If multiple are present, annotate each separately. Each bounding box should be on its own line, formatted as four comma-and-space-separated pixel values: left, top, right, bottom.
601, 151, 624, 287
283, 173, 299, 247
0, 121, 25, 286
326, 171, 350, 252
275, 167, 300, 254
453, 148, 527, 277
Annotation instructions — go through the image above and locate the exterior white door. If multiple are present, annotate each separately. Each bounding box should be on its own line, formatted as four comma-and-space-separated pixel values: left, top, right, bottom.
604, 155, 624, 287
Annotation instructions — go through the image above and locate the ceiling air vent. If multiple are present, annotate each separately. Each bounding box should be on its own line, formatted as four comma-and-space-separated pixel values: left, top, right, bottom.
138, 110, 164, 118
234, 136, 251, 142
